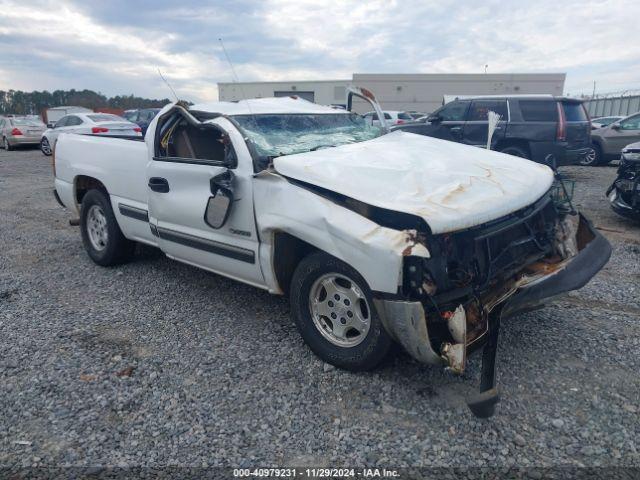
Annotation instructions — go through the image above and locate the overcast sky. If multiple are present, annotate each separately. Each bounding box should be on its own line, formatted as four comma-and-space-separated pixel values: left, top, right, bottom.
1, 0, 638, 102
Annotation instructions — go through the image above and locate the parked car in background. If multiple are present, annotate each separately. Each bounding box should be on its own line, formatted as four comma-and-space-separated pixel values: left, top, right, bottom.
591, 116, 624, 130
41, 113, 141, 156
123, 109, 136, 121
394, 96, 591, 166
122, 108, 161, 135
363, 110, 413, 126
606, 141, 640, 220
407, 111, 427, 120
0, 116, 47, 150
587, 113, 640, 166
44, 106, 92, 128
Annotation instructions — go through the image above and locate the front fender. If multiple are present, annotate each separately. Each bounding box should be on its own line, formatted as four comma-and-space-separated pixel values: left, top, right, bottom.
253, 171, 428, 294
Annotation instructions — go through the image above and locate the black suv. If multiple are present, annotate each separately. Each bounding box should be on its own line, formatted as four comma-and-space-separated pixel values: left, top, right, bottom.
395, 96, 591, 166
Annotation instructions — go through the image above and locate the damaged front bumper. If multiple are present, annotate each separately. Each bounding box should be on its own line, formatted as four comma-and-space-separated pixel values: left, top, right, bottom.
606, 182, 640, 222
374, 214, 611, 417
606, 154, 640, 221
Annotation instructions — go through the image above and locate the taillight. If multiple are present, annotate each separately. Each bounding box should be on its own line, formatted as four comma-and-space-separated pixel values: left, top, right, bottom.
133, 127, 142, 133
91, 127, 109, 134
556, 103, 566, 141
396, 120, 405, 124
11, 128, 23, 136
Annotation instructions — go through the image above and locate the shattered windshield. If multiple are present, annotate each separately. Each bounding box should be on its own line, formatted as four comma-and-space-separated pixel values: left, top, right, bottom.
232, 113, 383, 157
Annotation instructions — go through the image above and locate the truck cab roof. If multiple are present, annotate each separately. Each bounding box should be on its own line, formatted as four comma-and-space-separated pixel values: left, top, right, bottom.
191, 96, 346, 116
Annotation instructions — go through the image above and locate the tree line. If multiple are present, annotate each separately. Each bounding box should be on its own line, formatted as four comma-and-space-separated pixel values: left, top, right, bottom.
0, 89, 172, 115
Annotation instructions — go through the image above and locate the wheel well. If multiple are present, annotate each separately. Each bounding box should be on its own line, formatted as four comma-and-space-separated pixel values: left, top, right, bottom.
272, 231, 318, 295
495, 139, 531, 157
75, 175, 108, 205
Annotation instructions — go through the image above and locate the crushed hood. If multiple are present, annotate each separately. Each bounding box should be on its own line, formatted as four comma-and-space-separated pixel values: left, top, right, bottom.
273, 131, 555, 234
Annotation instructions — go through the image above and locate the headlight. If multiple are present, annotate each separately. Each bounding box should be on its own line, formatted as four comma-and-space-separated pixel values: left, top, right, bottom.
622, 150, 640, 161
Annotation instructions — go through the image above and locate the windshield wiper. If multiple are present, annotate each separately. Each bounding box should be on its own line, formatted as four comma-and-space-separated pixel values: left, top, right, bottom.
310, 144, 336, 151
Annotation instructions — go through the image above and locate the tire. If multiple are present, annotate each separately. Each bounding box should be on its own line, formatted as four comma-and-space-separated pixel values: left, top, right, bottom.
41, 137, 52, 156
580, 143, 602, 166
80, 189, 135, 266
499, 145, 529, 159
3, 137, 13, 151
290, 251, 392, 371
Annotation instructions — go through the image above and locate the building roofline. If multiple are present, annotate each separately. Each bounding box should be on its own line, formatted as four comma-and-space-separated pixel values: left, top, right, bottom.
353, 72, 566, 76
218, 79, 350, 86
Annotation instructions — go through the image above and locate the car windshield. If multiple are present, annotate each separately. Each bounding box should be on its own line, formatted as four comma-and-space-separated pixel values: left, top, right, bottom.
13, 118, 45, 127
232, 113, 383, 157
88, 114, 123, 123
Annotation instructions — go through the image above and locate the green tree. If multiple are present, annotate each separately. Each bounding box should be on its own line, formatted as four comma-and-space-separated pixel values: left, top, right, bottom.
0, 89, 171, 115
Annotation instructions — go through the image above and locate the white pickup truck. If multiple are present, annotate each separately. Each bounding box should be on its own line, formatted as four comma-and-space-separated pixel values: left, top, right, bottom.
53, 88, 611, 417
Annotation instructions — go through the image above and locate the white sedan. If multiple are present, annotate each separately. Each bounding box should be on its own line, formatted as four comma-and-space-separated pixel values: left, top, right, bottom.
362, 110, 414, 127
41, 113, 142, 156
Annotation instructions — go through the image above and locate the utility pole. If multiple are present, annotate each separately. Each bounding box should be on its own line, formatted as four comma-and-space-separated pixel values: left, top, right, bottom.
592, 81, 596, 99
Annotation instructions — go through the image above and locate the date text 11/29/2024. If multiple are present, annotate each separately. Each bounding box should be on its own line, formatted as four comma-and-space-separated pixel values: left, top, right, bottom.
233, 468, 400, 477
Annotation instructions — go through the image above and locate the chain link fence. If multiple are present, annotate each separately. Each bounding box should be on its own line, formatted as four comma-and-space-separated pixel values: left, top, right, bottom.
584, 94, 640, 118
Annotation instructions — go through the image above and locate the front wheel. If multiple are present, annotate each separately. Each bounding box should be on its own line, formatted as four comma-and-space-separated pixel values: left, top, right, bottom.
290, 252, 392, 371
41, 137, 52, 156
80, 189, 135, 266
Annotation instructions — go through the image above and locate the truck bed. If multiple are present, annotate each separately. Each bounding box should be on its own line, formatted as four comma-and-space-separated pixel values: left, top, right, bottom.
54, 133, 149, 211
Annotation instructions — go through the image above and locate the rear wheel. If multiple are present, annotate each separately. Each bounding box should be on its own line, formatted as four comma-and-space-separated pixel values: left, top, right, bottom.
290, 252, 392, 371
499, 145, 529, 159
581, 143, 602, 166
80, 189, 135, 266
3, 137, 12, 151
41, 137, 52, 156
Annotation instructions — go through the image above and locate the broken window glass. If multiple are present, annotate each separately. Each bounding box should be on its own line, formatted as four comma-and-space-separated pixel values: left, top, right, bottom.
232, 113, 383, 157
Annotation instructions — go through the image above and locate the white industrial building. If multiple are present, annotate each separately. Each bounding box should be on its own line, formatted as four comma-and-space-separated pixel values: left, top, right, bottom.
218, 73, 566, 114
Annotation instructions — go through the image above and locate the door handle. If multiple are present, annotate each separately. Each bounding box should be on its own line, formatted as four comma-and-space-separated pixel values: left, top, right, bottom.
450, 126, 462, 131
148, 177, 170, 193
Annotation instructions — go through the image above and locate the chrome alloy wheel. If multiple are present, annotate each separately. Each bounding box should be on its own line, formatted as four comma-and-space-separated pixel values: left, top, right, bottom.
41, 137, 52, 155
309, 273, 371, 347
87, 204, 109, 251
582, 148, 597, 165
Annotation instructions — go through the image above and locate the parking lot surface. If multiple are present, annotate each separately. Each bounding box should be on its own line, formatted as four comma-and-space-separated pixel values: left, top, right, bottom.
1, 147, 639, 469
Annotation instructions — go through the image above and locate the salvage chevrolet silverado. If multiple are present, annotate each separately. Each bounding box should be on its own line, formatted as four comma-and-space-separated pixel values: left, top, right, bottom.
53, 87, 611, 417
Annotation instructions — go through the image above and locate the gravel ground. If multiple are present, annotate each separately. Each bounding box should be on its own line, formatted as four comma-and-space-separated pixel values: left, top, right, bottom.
0, 147, 639, 471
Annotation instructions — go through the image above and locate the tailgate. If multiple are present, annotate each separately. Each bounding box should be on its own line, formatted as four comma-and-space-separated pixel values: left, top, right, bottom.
562, 101, 591, 148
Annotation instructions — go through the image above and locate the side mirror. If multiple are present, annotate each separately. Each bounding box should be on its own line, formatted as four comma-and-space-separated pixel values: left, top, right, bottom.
611, 123, 621, 130
427, 114, 441, 123
205, 170, 234, 229
48, 122, 56, 128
